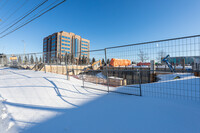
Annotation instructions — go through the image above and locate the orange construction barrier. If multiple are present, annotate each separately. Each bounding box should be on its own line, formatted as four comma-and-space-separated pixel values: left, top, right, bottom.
110, 58, 131, 67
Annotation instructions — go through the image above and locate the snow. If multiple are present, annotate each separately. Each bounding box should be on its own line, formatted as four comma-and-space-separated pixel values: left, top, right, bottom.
156, 65, 192, 69
0, 67, 200, 133
96, 72, 106, 79
115, 72, 200, 97
157, 73, 195, 82
0, 95, 16, 133
133, 65, 149, 68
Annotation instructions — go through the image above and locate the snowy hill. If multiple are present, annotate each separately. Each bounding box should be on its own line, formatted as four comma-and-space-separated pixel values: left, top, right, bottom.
0, 67, 200, 133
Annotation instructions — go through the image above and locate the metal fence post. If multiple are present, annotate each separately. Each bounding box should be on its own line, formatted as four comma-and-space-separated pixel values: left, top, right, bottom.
138, 69, 142, 96
66, 55, 69, 80
105, 48, 109, 92
0, 55, 1, 66
44, 63, 46, 73
43, 52, 46, 73
82, 69, 84, 88
34, 53, 37, 71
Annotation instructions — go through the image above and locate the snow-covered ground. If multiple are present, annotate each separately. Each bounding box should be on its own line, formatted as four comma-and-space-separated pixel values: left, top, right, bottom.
157, 73, 195, 82
0, 67, 200, 133
0, 95, 16, 133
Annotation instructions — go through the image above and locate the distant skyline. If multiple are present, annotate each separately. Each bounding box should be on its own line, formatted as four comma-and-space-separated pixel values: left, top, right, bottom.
1, 0, 200, 54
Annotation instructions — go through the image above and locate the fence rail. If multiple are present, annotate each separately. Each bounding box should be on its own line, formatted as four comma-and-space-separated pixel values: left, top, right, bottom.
0, 35, 200, 100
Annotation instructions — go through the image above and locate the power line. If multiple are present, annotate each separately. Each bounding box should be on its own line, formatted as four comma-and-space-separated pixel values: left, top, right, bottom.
0, 0, 48, 35
0, 0, 21, 20
0, 0, 29, 27
0, 0, 66, 39
0, 0, 10, 11
0, 0, 43, 29
18, 0, 60, 26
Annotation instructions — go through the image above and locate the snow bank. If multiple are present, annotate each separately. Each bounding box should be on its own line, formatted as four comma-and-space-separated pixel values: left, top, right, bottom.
0, 95, 16, 133
96, 72, 106, 79
0, 68, 200, 133
0, 68, 109, 132
157, 73, 195, 82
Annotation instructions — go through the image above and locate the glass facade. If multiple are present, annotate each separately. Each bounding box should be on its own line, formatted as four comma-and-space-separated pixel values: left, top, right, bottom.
75, 39, 78, 57
43, 31, 89, 63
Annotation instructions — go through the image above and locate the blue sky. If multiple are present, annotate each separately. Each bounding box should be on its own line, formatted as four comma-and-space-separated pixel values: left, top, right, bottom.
1, 0, 200, 54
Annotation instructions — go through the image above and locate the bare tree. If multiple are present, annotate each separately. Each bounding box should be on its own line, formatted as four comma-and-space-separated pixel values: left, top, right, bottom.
92, 57, 96, 64
30, 55, 34, 64
35, 57, 38, 63
78, 56, 82, 65
82, 55, 86, 64
39, 57, 42, 63
102, 58, 105, 66
18, 56, 22, 64
156, 50, 166, 63
24, 56, 28, 65
137, 49, 149, 62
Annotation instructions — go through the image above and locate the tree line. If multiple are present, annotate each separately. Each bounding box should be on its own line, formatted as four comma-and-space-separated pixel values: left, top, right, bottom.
8, 49, 167, 65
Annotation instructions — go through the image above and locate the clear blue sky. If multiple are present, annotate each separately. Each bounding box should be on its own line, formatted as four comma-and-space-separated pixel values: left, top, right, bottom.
1, 0, 200, 54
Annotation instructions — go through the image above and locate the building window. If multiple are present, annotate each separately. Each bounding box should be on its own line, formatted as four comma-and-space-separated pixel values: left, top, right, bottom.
62, 36, 71, 40
82, 47, 88, 49
62, 39, 70, 43
81, 44, 88, 46
62, 43, 70, 46
81, 41, 88, 43
52, 35, 56, 39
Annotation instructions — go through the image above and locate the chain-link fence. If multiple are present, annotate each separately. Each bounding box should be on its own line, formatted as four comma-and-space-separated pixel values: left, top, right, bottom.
1, 35, 200, 100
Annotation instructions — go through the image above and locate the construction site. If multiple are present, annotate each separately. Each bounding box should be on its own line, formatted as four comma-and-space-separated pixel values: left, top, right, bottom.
1, 35, 200, 97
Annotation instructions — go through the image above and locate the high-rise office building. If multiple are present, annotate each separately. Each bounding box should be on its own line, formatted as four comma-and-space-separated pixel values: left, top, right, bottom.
43, 31, 90, 63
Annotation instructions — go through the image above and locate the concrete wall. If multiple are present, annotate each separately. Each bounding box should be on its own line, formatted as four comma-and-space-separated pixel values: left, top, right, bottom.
41, 65, 88, 75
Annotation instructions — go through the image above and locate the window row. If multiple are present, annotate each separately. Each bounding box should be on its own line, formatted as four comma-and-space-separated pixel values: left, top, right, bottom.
62, 47, 70, 50
62, 43, 70, 46
62, 36, 70, 39
81, 41, 88, 43
82, 47, 88, 49
62, 51, 70, 53
81, 44, 88, 46
62, 39, 70, 43
81, 53, 87, 55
